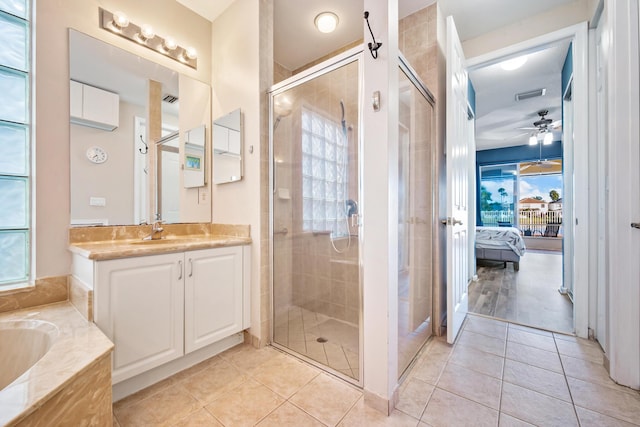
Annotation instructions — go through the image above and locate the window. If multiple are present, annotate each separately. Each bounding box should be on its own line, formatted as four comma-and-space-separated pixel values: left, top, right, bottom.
301, 108, 348, 237
0, 0, 31, 288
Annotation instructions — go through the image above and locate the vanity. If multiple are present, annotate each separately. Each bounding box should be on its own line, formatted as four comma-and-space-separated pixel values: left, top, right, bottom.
69, 224, 251, 400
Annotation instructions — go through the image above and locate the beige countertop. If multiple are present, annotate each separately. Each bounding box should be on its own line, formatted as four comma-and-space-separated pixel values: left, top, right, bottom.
68, 223, 252, 261
69, 234, 252, 261
0, 302, 114, 426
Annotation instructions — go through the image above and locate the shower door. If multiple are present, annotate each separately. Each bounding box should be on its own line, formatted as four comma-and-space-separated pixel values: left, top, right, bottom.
270, 54, 362, 383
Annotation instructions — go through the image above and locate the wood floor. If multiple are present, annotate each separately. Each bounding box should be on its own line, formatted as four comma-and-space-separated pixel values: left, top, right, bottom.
469, 251, 573, 333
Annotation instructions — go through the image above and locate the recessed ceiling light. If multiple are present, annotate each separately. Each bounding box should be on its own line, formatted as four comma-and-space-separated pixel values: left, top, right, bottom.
315, 12, 339, 33
500, 55, 528, 71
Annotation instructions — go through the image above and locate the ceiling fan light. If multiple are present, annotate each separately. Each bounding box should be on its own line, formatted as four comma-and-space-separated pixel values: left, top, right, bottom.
528, 135, 538, 146
543, 132, 553, 145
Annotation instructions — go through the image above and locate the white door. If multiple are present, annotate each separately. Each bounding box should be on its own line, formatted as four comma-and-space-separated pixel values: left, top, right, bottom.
184, 246, 243, 353
446, 16, 471, 344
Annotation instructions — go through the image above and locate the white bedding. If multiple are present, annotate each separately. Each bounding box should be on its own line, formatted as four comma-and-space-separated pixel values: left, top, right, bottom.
476, 226, 526, 257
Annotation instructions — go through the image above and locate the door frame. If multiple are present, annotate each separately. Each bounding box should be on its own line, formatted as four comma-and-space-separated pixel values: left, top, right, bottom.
466, 22, 590, 338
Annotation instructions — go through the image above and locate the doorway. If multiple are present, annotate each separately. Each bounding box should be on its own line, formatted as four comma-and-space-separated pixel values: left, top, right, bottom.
462, 23, 589, 335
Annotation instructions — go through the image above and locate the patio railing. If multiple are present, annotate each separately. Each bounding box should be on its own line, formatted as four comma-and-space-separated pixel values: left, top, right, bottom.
481, 210, 563, 237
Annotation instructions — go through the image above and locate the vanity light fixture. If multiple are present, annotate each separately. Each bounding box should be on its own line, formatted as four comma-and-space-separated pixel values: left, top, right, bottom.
99, 8, 197, 69
315, 12, 339, 33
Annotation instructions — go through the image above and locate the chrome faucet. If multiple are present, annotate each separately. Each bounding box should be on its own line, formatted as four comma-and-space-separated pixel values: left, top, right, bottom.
144, 221, 164, 240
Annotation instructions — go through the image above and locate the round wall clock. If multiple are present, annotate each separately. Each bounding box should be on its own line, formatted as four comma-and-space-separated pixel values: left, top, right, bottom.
86, 146, 108, 164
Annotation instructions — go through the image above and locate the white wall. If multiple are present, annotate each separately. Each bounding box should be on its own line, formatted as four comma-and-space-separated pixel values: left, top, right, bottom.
461, 1, 593, 58
35, 0, 211, 278
210, 0, 263, 341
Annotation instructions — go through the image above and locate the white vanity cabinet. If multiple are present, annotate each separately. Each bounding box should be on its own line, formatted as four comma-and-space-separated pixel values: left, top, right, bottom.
83, 245, 250, 385
94, 252, 184, 383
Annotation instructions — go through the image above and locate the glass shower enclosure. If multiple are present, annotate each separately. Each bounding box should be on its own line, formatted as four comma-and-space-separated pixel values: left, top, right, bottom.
269, 53, 362, 384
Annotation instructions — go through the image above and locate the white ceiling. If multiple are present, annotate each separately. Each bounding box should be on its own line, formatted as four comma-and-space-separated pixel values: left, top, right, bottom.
177, 0, 580, 150
470, 40, 571, 150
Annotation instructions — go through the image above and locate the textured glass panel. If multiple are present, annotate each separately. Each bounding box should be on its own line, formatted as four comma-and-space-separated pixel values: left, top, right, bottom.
325, 161, 336, 181
312, 115, 322, 135
325, 181, 336, 200
0, 0, 27, 19
325, 142, 335, 161
312, 156, 324, 178
325, 201, 336, 220
0, 14, 27, 71
313, 200, 323, 221
0, 230, 27, 284
336, 145, 346, 163
312, 136, 324, 157
302, 176, 311, 198
303, 198, 312, 220
302, 132, 311, 153
0, 122, 27, 175
312, 178, 324, 199
302, 220, 311, 231
335, 221, 347, 237
0, 177, 26, 227
324, 125, 334, 141
302, 154, 311, 176
313, 219, 324, 231
0, 68, 27, 123
337, 184, 345, 200
302, 111, 311, 131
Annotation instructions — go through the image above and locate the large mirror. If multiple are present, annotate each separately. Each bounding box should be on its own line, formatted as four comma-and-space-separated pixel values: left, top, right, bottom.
69, 29, 211, 226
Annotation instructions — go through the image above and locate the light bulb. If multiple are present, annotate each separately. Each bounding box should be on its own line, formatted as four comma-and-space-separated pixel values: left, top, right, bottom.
163, 37, 177, 51
543, 132, 553, 145
528, 135, 537, 146
315, 12, 339, 33
139, 24, 155, 41
184, 47, 197, 60
112, 11, 129, 29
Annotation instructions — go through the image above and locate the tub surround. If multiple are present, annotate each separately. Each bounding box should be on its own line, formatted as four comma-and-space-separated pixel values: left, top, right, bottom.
0, 302, 113, 426
0, 276, 68, 314
68, 223, 251, 260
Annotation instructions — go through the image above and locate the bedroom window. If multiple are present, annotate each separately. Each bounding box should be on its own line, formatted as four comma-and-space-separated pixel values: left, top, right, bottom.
301, 107, 348, 237
0, 0, 32, 289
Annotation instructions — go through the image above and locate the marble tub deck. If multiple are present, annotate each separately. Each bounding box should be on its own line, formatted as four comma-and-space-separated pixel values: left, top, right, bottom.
0, 302, 113, 426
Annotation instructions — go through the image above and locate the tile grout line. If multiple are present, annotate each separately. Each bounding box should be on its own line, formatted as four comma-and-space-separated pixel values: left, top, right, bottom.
553, 332, 582, 426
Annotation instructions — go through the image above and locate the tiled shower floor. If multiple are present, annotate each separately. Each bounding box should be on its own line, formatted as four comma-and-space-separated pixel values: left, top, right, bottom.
273, 306, 359, 380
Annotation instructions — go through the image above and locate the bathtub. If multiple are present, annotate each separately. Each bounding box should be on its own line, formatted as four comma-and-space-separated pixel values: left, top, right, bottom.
0, 319, 58, 390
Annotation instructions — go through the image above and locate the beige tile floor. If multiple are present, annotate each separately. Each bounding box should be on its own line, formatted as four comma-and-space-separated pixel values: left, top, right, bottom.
470, 251, 574, 333
113, 314, 640, 426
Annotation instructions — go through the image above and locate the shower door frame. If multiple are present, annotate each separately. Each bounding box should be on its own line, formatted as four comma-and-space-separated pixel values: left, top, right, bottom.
397, 53, 437, 381
268, 47, 365, 387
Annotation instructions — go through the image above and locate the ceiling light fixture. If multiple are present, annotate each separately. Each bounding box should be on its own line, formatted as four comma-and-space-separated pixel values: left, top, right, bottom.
99, 8, 197, 69
543, 131, 554, 145
500, 55, 528, 71
529, 134, 538, 146
315, 12, 339, 33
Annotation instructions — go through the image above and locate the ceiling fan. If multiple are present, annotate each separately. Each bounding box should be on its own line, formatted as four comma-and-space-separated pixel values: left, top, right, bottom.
520, 134, 562, 172
519, 109, 562, 132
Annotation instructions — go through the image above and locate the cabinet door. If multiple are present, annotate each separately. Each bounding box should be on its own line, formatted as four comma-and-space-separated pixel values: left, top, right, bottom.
94, 253, 184, 383
185, 246, 243, 353
70, 80, 83, 119
82, 84, 119, 129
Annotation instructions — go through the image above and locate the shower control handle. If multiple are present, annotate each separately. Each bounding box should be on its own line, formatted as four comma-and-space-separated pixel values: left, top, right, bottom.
351, 213, 360, 228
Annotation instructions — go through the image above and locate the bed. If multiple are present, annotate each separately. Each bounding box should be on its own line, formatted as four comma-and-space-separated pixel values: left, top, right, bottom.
475, 226, 526, 271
